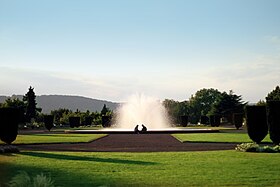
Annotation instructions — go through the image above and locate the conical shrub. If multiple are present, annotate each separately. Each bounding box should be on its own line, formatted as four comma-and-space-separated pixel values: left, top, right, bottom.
267, 101, 280, 144
245, 105, 268, 143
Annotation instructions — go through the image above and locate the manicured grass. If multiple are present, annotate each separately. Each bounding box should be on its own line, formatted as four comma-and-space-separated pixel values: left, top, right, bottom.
173, 133, 271, 143
0, 134, 106, 144
1, 151, 280, 186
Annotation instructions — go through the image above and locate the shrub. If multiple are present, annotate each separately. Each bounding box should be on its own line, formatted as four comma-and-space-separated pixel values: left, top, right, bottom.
209, 115, 221, 127
233, 113, 243, 130
267, 101, 280, 144
180, 115, 188, 127
236, 143, 280, 153
245, 105, 268, 143
8, 171, 55, 187
84, 116, 93, 126
69, 117, 80, 128
0, 108, 20, 144
200, 116, 209, 125
101, 115, 111, 127
44, 115, 54, 131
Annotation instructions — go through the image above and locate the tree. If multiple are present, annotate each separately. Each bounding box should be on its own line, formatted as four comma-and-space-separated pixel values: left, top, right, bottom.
101, 104, 110, 116
23, 86, 41, 122
188, 88, 222, 123
162, 99, 189, 124
209, 90, 246, 124
266, 86, 280, 101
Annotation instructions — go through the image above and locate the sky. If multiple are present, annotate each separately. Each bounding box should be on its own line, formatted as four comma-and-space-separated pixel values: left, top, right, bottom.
0, 0, 279, 103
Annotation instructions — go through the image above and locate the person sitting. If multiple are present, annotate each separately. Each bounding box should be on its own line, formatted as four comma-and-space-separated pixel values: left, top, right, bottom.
141, 124, 147, 132
134, 125, 140, 134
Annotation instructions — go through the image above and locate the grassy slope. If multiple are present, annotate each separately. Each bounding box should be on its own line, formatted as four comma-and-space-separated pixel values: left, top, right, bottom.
1, 151, 280, 186
173, 133, 271, 143
0, 134, 107, 144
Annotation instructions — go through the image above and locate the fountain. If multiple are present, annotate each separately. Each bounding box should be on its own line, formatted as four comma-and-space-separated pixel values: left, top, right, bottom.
115, 94, 170, 130
66, 94, 219, 134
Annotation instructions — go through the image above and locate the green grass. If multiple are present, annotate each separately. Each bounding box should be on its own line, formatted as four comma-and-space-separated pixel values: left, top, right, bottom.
0, 134, 107, 144
1, 151, 280, 186
173, 133, 271, 143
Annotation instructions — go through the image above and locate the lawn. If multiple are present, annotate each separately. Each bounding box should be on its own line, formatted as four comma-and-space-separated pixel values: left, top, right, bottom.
0, 134, 107, 144
173, 132, 271, 143
1, 151, 280, 186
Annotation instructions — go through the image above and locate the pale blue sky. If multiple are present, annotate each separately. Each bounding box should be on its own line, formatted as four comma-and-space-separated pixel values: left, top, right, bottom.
1, 0, 279, 102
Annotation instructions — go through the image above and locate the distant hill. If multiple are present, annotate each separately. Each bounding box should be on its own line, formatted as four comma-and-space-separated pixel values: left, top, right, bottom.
0, 95, 119, 113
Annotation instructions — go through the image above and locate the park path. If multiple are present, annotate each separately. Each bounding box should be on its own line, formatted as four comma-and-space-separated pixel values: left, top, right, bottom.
18, 134, 237, 152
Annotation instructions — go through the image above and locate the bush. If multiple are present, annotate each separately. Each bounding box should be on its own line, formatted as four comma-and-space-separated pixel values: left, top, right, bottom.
0, 108, 20, 144
245, 105, 268, 143
236, 143, 280, 153
267, 101, 280, 144
83, 116, 93, 126
209, 115, 221, 127
8, 171, 55, 187
180, 115, 188, 127
44, 115, 54, 131
69, 117, 80, 128
233, 113, 243, 130
200, 116, 209, 125
101, 115, 111, 127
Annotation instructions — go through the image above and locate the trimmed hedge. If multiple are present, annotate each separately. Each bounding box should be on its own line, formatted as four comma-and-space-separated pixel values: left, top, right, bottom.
233, 113, 243, 130
180, 115, 189, 127
200, 116, 209, 125
84, 116, 93, 126
101, 115, 111, 127
0, 108, 20, 144
209, 115, 221, 127
44, 115, 54, 131
245, 105, 268, 143
267, 101, 280, 144
69, 117, 80, 128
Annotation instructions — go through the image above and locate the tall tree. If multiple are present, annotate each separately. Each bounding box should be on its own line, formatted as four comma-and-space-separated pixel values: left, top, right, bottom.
101, 104, 110, 116
188, 88, 222, 123
266, 86, 280, 101
23, 86, 41, 122
163, 99, 189, 124
209, 90, 246, 124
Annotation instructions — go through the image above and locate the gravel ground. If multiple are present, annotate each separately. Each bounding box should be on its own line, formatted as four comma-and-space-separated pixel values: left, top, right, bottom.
17, 134, 237, 152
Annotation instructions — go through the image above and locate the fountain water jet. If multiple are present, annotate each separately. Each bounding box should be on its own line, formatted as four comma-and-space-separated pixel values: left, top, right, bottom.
115, 94, 170, 130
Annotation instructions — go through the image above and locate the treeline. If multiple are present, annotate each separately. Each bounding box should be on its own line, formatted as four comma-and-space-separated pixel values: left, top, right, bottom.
0, 86, 113, 129
163, 88, 247, 125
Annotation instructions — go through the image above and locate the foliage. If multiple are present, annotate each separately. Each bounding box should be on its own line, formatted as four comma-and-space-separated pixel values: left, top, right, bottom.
266, 85, 280, 101
267, 101, 280, 144
23, 86, 41, 122
256, 99, 266, 106
162, 99, 189, 124
236, 143, 280, 153
44, 115, 54, 131
101, 104, 112, 116
188, 88, 222, 123
209, 90, 246, 124
245, 105, 268, 143
0, 108, 20, 144
8, 171, 55, 187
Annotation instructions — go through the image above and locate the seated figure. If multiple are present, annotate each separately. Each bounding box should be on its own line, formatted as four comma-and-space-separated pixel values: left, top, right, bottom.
134, 125, 139, 134
141, 124, 147, 132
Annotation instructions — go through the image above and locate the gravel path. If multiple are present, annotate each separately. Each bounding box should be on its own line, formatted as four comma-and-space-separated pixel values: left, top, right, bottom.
18, 134, 237, 152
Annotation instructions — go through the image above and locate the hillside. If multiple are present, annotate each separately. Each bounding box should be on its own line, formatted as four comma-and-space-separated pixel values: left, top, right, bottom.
0, 95, 119, 113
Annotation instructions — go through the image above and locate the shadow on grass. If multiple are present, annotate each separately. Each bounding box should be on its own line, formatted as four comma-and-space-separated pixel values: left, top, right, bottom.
3, 163, 126, 187
19, 151, 158, 165
26, 134, 92, 137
